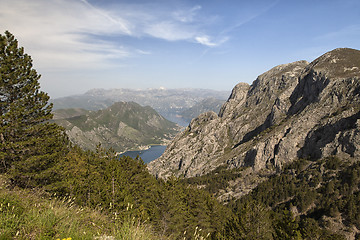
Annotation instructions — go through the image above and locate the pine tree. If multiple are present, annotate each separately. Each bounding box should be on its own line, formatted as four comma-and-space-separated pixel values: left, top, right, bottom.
222, 199, 274, 239
0, 31, 69, 187
274, 210, 302, 240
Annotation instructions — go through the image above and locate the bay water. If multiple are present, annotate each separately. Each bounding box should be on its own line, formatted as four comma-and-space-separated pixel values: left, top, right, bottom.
119, 145, 167, 164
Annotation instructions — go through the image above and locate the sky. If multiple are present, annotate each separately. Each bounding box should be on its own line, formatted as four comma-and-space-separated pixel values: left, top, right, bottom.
1, 0, 359, 98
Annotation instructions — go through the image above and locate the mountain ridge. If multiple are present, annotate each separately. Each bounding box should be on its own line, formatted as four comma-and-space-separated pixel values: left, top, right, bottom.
52, 101, 180, 152
148, 48, 360, 196
51, 88, 229, 126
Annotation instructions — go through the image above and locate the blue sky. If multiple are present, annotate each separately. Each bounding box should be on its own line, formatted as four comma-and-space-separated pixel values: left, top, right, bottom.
1, 0, 359, 98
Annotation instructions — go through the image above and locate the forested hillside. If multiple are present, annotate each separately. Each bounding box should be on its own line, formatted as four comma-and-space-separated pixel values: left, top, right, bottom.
185, 157, 360, 239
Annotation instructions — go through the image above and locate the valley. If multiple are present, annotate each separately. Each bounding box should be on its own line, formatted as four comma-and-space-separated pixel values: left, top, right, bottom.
51, 88, 229, 126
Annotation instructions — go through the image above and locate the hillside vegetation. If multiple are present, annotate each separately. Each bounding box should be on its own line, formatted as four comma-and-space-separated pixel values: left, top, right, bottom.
185, 157, 360, 239
0, 175, 163, 240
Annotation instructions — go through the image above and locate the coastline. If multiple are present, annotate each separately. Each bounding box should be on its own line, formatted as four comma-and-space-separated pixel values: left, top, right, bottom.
116, 144, 166, 156
117, 145, 167, 164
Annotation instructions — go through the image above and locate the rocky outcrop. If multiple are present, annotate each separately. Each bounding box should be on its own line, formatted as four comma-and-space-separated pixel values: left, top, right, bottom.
148, 48, 360, 182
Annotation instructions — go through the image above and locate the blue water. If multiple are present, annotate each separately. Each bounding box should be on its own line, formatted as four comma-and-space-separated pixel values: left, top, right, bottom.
119, 145, 167, 164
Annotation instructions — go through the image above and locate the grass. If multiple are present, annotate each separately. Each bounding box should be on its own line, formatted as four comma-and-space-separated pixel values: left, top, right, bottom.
0, 174, 211, 240
0, 175, 164, 240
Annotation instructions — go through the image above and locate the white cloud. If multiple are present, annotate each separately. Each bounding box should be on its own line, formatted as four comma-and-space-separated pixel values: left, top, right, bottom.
172, 5, 202, 23
80, 0, 132, 35
0, 0, 227, 72
195, 36, 217, 47
136, 49, 152, 55
195, 35, 229, 47
0, 0, 133, 71
144, 21, 196, 41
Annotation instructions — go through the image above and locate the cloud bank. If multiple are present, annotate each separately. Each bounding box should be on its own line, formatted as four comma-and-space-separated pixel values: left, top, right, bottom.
0, 0, 228, 72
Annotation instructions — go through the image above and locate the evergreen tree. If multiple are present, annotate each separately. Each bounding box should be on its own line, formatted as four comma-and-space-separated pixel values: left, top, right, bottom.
0, 31, 69, 187
222, 199, 274, 240
273, 210, 302, 240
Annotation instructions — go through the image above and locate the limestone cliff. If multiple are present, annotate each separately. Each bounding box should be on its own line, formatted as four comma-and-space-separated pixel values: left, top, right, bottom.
148, 48, 360, 183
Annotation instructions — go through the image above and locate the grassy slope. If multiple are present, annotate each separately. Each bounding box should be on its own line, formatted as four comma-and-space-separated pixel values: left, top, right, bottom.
0, 175, 164, 240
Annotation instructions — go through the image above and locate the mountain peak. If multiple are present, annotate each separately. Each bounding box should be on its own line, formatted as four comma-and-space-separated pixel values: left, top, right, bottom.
306, 48, 360, 79
258, 60, 309, 80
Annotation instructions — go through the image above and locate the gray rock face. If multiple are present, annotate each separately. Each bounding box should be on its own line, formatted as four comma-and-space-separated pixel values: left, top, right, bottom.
148, 48, 360, 182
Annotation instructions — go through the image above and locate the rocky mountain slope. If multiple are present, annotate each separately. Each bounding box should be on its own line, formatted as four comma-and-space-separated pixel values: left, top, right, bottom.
148, 48, 360, 186
52, 102, 180, 152
51, 88, 229, 126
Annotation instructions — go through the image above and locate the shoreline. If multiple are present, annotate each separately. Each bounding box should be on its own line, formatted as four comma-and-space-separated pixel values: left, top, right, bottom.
116, 144, 166, 156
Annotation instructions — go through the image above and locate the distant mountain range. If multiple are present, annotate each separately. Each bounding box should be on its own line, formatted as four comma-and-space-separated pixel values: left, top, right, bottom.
180, 98, 225, 123
51, 88, 230, 126
52, 102, 180, 152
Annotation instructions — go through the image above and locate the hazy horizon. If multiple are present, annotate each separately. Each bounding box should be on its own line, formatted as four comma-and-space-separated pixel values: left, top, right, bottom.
1, 0, 359, 98
50, 86, 231, 100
